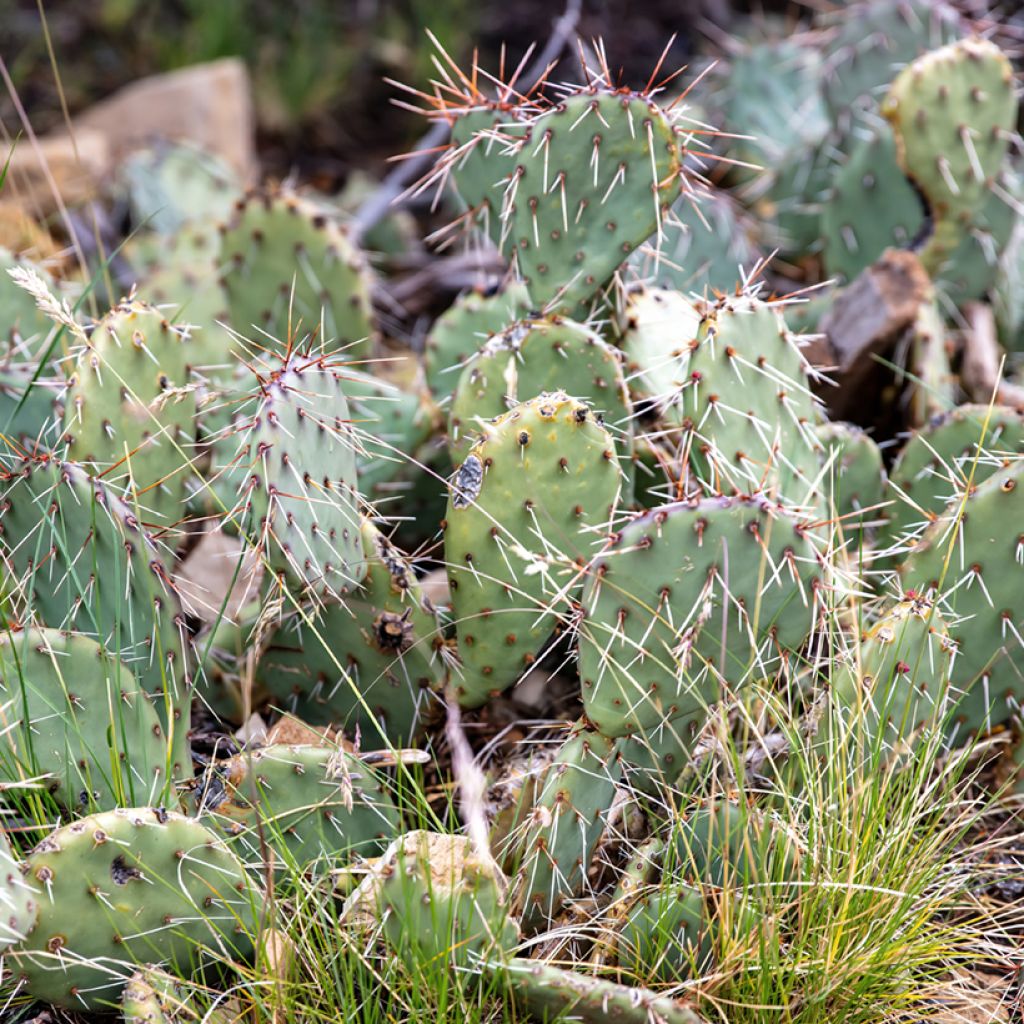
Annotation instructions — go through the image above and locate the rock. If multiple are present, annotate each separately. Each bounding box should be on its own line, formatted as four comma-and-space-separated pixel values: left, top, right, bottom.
74, 58, 256, 181
0, 128, 110, 215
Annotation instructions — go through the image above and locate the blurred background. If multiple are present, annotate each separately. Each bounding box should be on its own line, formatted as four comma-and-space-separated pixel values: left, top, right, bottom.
4, 0, 822, 184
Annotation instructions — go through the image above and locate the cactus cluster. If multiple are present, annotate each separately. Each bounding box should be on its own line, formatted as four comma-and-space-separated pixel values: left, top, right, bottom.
1, 8, 1023, 1020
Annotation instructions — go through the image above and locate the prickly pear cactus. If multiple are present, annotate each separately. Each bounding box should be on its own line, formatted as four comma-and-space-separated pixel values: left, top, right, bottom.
675, 293, 822, 510
615, 882, 711, 983
219, 188, 376, 358
122, 141, 242, 236
424, 282, 532, 400
448, 316, 631, 462
224, 353, 365, 601
814, 422, 887, 544
667, 799, 799, 890
630, 191, 763, 299
341, 371, 439, 501
364, 830, 519, 967
616, 285, 700, 420
502, 89, 687, 316
511, 726, 622, 930
821, 125, 920, 285
0, 826, 38, 954
444, 391, 621, 706
1, 249, 61, 361
447, 104, 531, 243
11, 808, 256, 1010
0, 628, 171, 811
884, 404, 1024, 553
829, 595, 955, 754
120, 966, 183, 1024
256, 519, 445, 742
59, 300, 197, 528
0, 456, 191, 778
579, 495, 824, 737
882, 37, 1017, 275
500, 958, 704, 1024
195, 744, 400, 868
900, 458, 1024, 738
821, 0, 963, 125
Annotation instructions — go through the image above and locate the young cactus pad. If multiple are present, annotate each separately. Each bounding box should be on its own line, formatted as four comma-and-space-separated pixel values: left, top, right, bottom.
448, 315, 632, 462
11, 808, 257, 1011
360, 830, 519, 968
674, 293, 821, 510
444, 391, 621, 706
828, 595, 955, 755
883, 37, 1017, 274
0, 827, 38, 954
579, 495, 823, 737
511, 726, 622, 930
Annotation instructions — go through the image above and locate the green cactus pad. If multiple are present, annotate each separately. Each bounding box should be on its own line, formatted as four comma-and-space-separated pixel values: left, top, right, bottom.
814, 422, 887, 542
715, 38, 829, 187
0, 368, 61, 451
60, 300, 197, 529
504, 90, 686, 316
900, 459, 1024, 737
224, 353, 365, 601
500, 958, 704, 1024
0, 249, 61, 363
218, 188, 376, 358
615, 882, 711, 984
424, 282, 533, 400
444, 391, 621, 706
667, 799, 800, 890
340, 370, 439, 502
12, 807, 256, 1011
829, 595, 955, 753
195, 744, 399, 869
579, 495, 823, 737
0, 456, 191, 778
631, 191, 763, 299
822, 0, 964, 123
120, 965, 184, 1024
448, 315, 631, 463
822, 124, 920, 284
448, 106, 530, 244
511, 726, 622, 930
0, 826, 38, 954
367, 830, 519, 967
676, 293, 821, 509
257, 519, 444, 744
122, 142, 242, 237
0, 628, 171, 811
883, 37, 1017, 275
885, 404, 1024, 553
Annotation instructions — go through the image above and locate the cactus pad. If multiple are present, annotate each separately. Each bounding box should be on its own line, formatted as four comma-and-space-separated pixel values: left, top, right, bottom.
13, 808, 256, 1010
579, 495, 823, 737
444, 391, 621, 706
0, 628, 170, 811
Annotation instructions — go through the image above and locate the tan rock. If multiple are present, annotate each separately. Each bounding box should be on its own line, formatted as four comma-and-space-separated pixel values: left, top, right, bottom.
75, 58, 256, 181
1, 128, 110, 215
